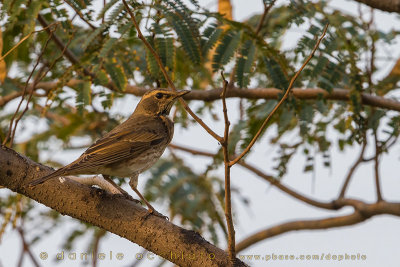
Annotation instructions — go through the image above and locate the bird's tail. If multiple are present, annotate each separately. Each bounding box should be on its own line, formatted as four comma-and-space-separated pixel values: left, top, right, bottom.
29, 169, 66, 187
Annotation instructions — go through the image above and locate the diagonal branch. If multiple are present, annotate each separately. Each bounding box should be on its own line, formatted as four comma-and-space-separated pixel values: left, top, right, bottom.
169, 143, 338, 210
0, 145, 246, 267
229, 24, 329, 166
338, 141, 367, 198
63, 0, 96, 29
122, 0, 222, 143
3, 25, 58, 146
37, 14, 94, 78
255, 0, 276, 35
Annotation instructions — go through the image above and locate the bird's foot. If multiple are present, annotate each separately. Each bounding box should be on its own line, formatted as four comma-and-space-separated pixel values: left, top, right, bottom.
144, 208, 169, 220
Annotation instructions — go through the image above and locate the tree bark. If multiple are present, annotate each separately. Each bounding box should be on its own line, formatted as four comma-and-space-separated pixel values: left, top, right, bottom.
353, 0, 400, 13
0, 145, 246, 267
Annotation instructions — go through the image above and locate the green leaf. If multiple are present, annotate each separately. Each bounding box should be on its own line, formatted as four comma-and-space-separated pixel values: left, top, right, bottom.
105, 62, 127, 91
236, 40, 256, 88
201, 24, 223, 56
93, 69, 109, 85
76, 81, 92, 114
212, 31, 241, 72
96, 0, 119, 20
165, 12, 201, 65
82, 24, 107, 50
99, 37, 118, 58
263, 56, 289, 89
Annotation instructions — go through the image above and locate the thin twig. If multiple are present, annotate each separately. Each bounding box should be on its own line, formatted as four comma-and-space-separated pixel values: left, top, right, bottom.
37, 15, 95, 79
363, 135, 398, 162
373, 131, 383, 201
3, 25, 58, 146
220, 72, 235, 262
17, 227, 40, 267
338, 140, 367, 198
64, 0, 96, 29
8, 34, 72, 146
255, 0, 276, 35
121, 0, 222, 142
169, 143, 338, 210
0, 22, 59, 62
229, 24, 329, 166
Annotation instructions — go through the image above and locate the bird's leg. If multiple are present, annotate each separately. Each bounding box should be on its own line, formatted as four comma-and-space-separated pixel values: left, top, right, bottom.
129, 174, 168, 219
102, 175, 139, 203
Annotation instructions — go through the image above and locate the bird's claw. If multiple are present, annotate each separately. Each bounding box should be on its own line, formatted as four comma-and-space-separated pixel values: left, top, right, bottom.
144, 208, 169, 220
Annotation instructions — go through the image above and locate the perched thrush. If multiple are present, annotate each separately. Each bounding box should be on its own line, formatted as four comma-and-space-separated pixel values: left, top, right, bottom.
29, 89, 190, 217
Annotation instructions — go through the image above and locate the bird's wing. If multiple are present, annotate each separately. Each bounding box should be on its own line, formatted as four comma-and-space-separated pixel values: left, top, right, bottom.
63, 117, 168, 173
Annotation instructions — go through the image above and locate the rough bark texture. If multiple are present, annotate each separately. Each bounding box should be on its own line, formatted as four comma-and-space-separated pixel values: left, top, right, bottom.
354, 0, 400, 13
0, 145, 246, 267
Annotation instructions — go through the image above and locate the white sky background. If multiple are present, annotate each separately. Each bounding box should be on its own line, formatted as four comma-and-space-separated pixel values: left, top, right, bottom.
1, 0, 400, 267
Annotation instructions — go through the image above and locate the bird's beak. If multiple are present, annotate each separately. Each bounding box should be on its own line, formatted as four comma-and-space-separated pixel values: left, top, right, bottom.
174, 90, 190, 99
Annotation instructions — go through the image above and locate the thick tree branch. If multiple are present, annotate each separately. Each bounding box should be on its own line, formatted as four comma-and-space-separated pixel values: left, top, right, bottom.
353, 0, 400, 13
0, 145, 246, 267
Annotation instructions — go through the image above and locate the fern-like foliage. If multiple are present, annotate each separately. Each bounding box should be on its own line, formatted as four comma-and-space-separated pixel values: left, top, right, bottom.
201, 23, 223, 57
212, 30, 241, 72
236, 40, 256, 88
159, 1, 202, 65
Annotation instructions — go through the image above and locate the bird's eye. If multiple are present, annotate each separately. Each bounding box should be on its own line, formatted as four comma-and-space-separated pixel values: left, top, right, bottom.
155, 93, 163, 99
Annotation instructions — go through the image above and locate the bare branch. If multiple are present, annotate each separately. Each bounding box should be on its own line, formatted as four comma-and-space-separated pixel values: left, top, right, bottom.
3, 26, 57, 146
169, 144, 339, 210
373, 132, 383, 201
220, 72, 236, 262
37, 15, 94, 78
64, 0, 96, 29
236, 199, 400, 252
238, 161, 339, 210
17, 227, 40, 267
229, 24, 329, 166
255, 0, 276, 35
0, 22, 59, 62
236, 212, 365, 252
338, 141, 367, 198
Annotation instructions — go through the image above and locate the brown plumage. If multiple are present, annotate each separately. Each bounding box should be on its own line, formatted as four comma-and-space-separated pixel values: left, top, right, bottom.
29, 89, 189, 216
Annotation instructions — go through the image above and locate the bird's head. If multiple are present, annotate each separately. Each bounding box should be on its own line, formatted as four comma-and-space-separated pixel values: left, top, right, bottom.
134, 89, 190, 116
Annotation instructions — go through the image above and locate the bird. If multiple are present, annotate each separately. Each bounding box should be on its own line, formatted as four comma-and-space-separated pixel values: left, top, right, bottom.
29, 88, 190, 217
